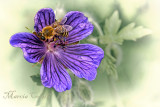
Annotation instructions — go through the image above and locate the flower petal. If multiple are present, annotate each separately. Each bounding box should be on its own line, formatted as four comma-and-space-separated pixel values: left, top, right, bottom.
55, 44, 104, 81
64, 11, 94, 43
10, 32, 46, 63
40, 52, 72, 92
34, 8, 55, 33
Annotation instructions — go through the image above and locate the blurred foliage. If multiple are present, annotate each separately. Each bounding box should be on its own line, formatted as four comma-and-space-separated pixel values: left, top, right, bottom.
36, 87, 54, 107
94, 10, 151, 80
99, 53, 117, 79
58, 90, 74, 107
76, 80, 93, 105
100, 11, 151, 45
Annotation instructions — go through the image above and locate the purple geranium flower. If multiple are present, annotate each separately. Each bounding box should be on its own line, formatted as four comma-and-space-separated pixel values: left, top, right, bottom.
10, 8, 104, 92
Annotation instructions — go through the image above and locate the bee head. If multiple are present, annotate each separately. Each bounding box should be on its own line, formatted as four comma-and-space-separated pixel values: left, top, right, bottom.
38, 32, 42, 36
41, 36, 46, 41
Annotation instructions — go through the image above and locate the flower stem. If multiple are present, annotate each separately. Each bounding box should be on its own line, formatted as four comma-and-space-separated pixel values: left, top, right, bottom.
107, 75, 124, 107
92, 21, 104, 36
36, 87, 60, 107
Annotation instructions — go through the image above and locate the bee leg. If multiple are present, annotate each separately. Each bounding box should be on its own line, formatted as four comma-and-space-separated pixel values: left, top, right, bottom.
64, 41, 68, 45
62, 46, 66, 52
53, 35, 59, 42
32, 62, 39, 67
62, 32, 65, 37
25, 27, 33, 33
66, 32, 68, 37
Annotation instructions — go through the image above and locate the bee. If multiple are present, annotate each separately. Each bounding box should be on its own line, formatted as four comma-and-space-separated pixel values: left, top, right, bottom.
34, 17, 72, 42
52, 17, 72, 41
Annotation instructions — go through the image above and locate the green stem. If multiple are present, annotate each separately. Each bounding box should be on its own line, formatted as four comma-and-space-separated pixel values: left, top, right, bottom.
92, 21, 104, 36
106, 43, 112, 55
107, 75, 124, 107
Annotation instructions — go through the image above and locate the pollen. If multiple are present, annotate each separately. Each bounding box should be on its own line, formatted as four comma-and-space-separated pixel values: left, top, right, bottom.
42, 26, 54, 39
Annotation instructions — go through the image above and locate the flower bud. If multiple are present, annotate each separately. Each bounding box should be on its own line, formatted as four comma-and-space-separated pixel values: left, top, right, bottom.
58, 90, 74, 107
77, 80, 94, 105
36, 88, 59, 107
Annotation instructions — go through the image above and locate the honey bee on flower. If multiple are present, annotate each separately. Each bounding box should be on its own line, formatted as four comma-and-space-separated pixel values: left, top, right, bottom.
9, 8, 104, 92
34, 17, 72, 42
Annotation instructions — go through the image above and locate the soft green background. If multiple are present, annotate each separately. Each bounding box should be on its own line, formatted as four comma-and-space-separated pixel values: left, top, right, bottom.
0, 0, 160, 107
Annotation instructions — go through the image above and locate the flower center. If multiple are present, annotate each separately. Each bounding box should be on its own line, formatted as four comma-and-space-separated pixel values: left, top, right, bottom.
46, 42, 56, 52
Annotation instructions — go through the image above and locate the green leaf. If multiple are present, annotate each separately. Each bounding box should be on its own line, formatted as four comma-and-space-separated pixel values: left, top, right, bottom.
118, 23, 152, 41
99, 35, 112, 44
30, 74, 42, 86
100, 11, 151, 45
104, 11, 121, 35
100, 10, 121, 45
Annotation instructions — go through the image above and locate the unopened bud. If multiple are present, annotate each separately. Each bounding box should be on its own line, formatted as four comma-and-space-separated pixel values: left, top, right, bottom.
58, 90, 74, 107
77, 80, 93, 105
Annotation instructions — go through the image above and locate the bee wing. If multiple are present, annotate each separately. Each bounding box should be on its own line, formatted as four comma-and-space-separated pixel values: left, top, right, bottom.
54, 25, 72, 33
63, 25, 73, 32
60, 17, 67, 25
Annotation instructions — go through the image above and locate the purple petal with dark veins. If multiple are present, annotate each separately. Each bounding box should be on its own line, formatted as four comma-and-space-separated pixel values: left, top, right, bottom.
55, 44, 104, 81
10, 32, 46, 63
64, 11, 94, 43
34, 8, 55, 33
40, 52, 72, 92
